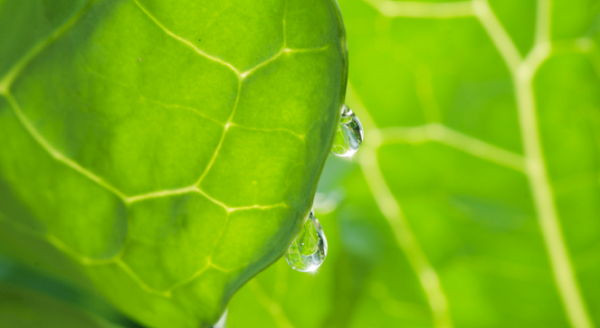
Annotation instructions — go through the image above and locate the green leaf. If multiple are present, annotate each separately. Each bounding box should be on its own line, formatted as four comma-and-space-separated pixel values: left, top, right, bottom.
0, 0, 347, 327
228, 0, 600, 327
0, 284, 121, 328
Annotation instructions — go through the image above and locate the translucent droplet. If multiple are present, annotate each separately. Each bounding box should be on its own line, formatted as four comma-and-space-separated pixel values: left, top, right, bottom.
331, 104, 364, 157
285, 210, 328, 272
212, 309, 227, 328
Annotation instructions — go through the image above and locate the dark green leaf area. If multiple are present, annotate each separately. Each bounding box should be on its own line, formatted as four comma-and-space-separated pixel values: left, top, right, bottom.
0, 284, 120, 328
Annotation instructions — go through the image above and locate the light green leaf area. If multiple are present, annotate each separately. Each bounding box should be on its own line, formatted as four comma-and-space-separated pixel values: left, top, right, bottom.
0, 0, 346, 327
0, 284, 121, 328
228, 0, 600, 327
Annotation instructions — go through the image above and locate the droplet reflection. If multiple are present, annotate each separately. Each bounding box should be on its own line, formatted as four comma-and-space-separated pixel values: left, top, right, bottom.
285, 210, 327, 272
331, 104, 364, 157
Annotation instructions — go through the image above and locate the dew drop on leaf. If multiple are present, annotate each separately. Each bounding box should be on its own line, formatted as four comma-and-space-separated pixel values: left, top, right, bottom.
331, 104, 364, 157
285, 210, 328, 272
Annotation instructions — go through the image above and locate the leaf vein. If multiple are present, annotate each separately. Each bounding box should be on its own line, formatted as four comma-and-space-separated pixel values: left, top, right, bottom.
474, 0, 594, 326
0, 0, 99, 94
130, 0, 241, 75
379, 123, 525, 171
363, 0, 473, 18
4, 93, 128, 201
347, 86, 454, 328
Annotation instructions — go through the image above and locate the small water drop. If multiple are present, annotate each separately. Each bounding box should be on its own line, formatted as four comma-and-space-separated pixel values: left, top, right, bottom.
285, 210, 328, 272
211, 309, 227, 328
332, 104, 364, 157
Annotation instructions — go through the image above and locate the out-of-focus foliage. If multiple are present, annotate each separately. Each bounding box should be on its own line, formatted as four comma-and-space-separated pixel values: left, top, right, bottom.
0, 284, 120, 328
0, 256, 145, 328
0, 0, 346, 327
228, 0, 600, 327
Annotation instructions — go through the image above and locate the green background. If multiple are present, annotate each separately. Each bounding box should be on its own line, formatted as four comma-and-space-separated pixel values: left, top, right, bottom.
3, 0, 600, 327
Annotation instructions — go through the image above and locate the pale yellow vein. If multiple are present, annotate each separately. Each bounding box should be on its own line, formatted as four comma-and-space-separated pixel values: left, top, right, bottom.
347, 86, 454, 328
0, 0, 99, 94
4, 93, 127, 200
240, 45, 330, 79
115, 259, 170, 297
228, 122, 306, 142
380, 124, 525, 172
131, 0, 240, 75
474, 1, 593, 327
194, 81, 242, 186
363, 0, 473, 18
472, 0, 521, 73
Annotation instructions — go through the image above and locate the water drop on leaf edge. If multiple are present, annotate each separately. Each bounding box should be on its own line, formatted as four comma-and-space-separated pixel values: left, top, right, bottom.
285, 210, 328, 272
331, 104, 364, 158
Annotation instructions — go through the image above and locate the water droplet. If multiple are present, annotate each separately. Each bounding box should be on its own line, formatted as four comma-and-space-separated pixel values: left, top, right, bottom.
331, 104, 364, 157
285, 210, 328, 272
212, 309, 227, 328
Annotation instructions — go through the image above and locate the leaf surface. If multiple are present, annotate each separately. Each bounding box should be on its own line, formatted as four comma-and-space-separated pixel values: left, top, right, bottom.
0, 0, 347, 327
227, 0, 600, 327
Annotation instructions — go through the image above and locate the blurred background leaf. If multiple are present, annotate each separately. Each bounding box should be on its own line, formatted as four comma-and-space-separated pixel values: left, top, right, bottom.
0, 255, 141, 328
227, 0, 600, 328
0, 284, 118, 328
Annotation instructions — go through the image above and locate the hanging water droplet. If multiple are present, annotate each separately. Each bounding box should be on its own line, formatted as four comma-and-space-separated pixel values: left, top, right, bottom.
331, 104, 364, 157
285, 210, 328, 272
211, 309, 228, 328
